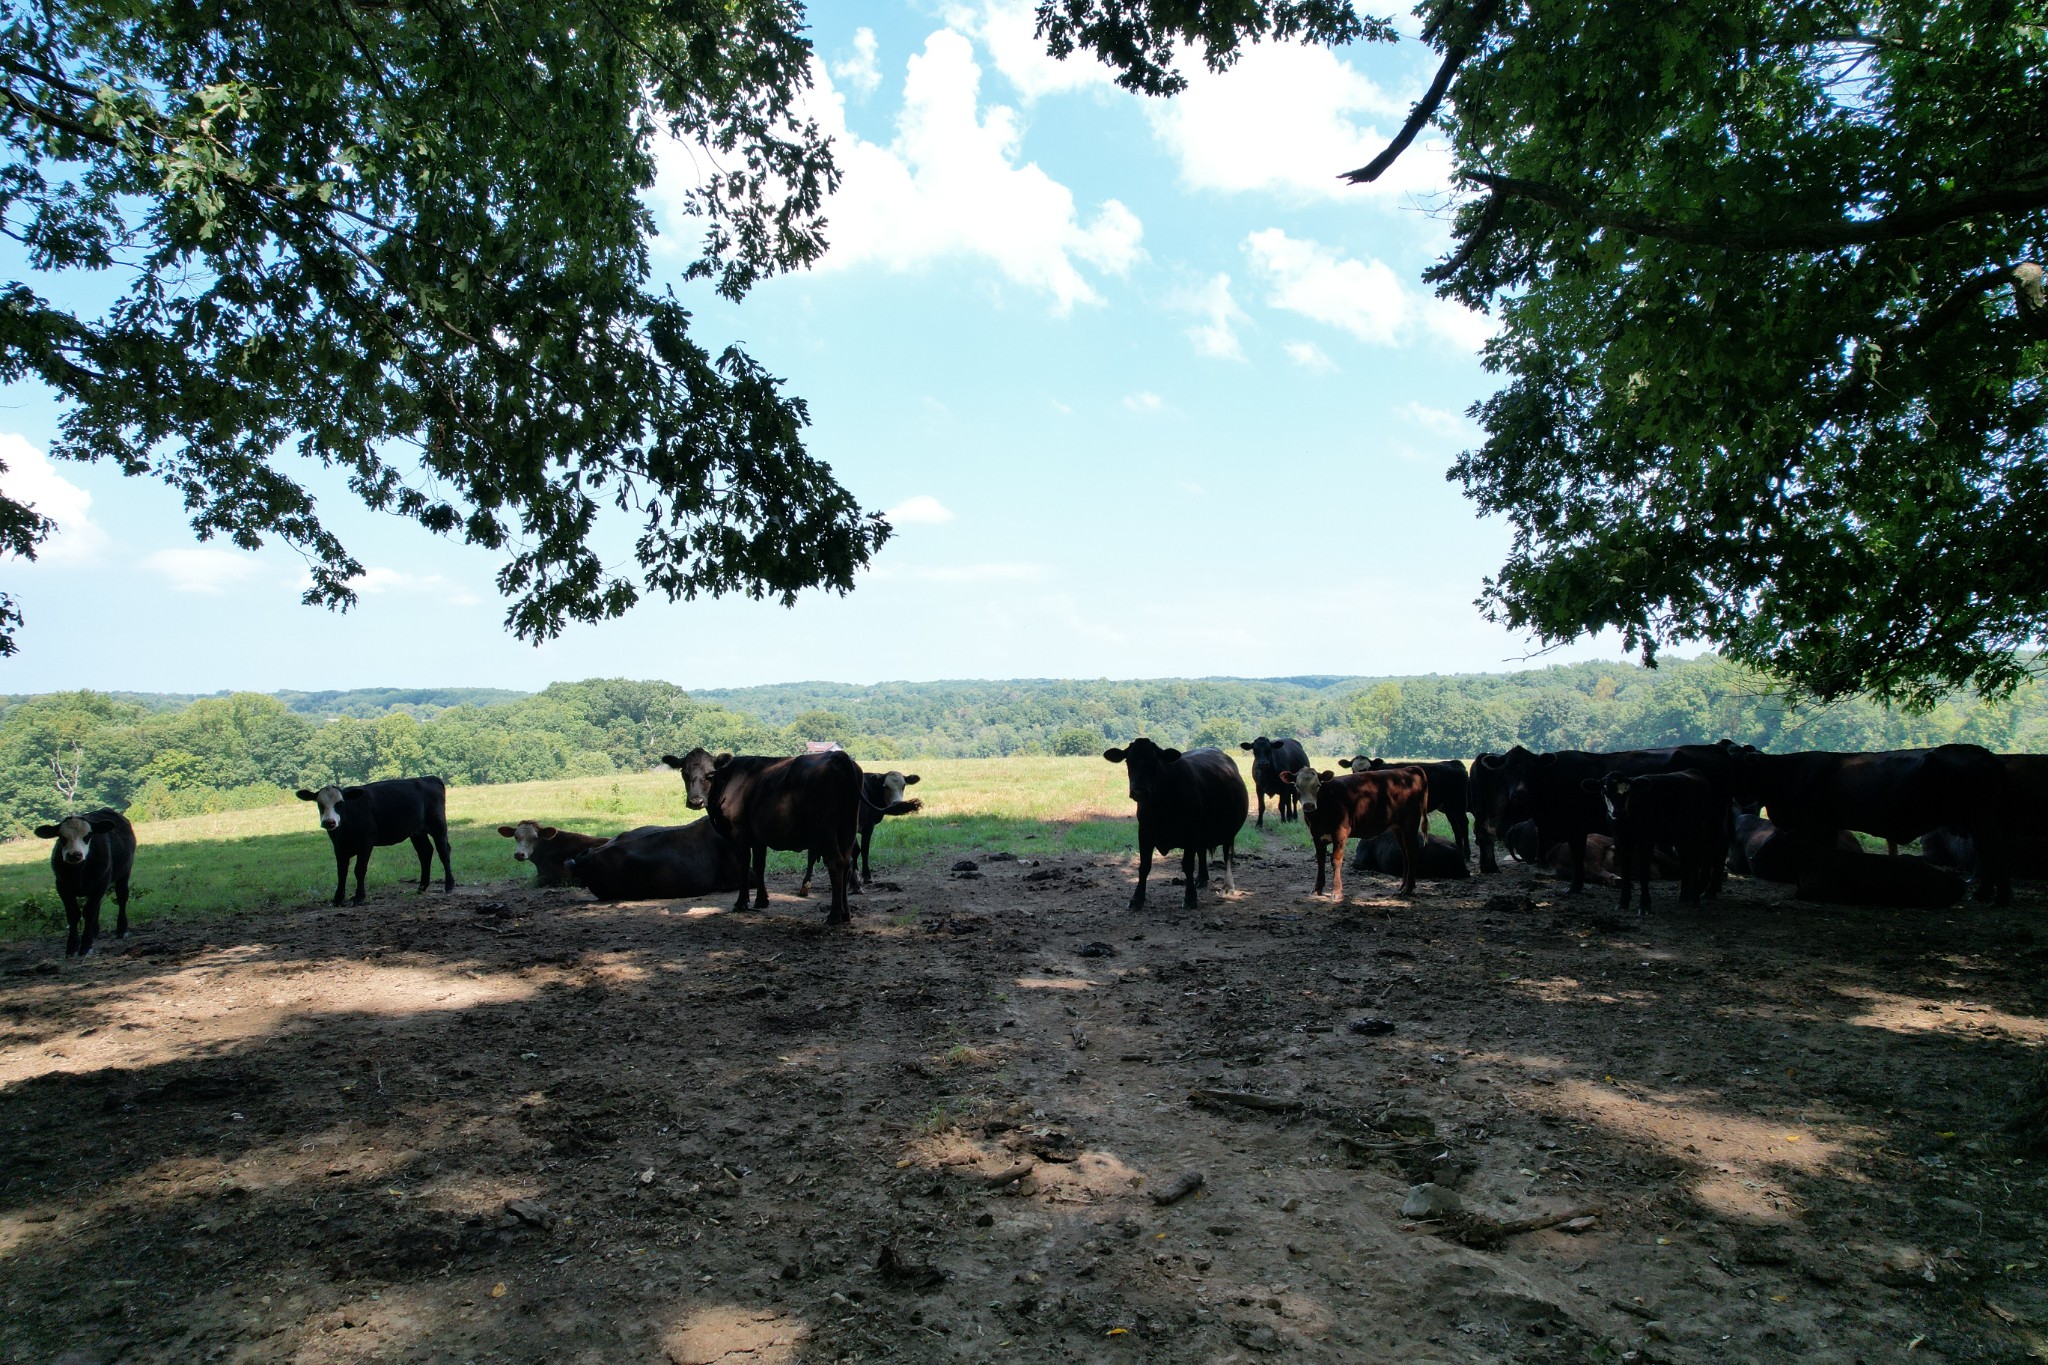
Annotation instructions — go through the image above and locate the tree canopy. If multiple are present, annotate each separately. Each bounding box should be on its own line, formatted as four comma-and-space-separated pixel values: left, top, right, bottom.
0, 0, 888, 655
1045, 0, 2048, 707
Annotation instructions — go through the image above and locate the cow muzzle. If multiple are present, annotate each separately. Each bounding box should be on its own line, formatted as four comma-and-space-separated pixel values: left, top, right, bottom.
62, 851, 84, 864
322, 818, 340, 830
513, 851, 528, 861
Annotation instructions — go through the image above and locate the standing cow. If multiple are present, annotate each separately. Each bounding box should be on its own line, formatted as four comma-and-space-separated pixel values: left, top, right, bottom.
1593, 770, 1722, 914
1342, 756, 1472, 863
802, 770, 922, 894
1105, 740, 1246, 910
34, 809, 136, 956
1240, 738, 1309, 827
662, 748, 862, 924
1280, 764, 1428, 900
296, 777, 454, 906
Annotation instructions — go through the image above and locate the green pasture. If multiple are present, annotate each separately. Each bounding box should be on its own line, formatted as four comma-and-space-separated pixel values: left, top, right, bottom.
0, 754, 1369, 941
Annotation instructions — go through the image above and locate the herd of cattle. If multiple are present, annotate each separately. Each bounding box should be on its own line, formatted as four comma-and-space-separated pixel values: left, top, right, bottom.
26, 736, 2041, 956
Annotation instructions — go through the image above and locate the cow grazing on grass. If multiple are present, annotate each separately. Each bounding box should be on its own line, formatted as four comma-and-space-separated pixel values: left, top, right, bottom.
1240, 737, 1309, 827
1343, 756, 1472, 863
1594, 771, 1722, 914
662, 748, 862, 924
1795, 849, 1966, 908
1280, 764, 1428, 900
563, 820, 746, 903
802, 770, 922, 895
296, 777, 453, 907
1104, 740, 1246, 910
497, 822, 611, 888
1726, 744, 2013, 903
1352, 827, 1468, 881
34, 809, 135, 956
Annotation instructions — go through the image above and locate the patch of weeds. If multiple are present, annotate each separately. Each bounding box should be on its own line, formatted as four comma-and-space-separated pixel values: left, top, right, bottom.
916, 1102, 960, 1136
0, 895, 61, 937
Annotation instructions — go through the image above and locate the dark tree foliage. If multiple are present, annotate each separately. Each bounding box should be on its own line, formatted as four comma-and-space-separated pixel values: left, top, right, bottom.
1049, 0, 2048, 707
0, 0, 889, 655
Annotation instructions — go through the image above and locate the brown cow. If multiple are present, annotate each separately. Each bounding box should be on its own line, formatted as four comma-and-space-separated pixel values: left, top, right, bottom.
497, 821, 612, 888
1280, 765, 1428, 900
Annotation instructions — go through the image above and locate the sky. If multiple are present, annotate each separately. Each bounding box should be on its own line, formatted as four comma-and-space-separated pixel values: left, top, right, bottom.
0, 1, 1627, 695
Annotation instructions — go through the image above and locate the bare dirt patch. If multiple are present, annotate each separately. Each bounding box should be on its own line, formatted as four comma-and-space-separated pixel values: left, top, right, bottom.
4, 847, 2048, 1363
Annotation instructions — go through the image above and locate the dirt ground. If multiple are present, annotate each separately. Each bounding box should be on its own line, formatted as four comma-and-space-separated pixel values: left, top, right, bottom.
5, 836, 2048, 1365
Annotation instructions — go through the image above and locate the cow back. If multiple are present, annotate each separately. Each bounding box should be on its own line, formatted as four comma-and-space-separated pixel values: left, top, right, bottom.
1136, 748, 1248, 852
1734, 745, 2009, 845
709, 751, 862, 855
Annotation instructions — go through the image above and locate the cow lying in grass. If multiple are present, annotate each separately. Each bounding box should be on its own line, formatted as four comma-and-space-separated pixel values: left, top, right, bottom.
498, 821, 611, 888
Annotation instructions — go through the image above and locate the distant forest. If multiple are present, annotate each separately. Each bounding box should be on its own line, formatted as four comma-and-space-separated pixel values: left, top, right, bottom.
0, 655, 2039, 836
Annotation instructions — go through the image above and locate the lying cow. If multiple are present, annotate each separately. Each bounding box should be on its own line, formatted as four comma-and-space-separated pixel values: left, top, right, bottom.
1280, 764, 1427, 899
296, 776, 454, 906
663, 748, 862, 923
1725, 806, 1860, 882
1240, 737, 1309, 827
1104, 740, 1246, 910
1343, 756, 1472, 864
498, 821, 612, 888
1594, 770, 1721, 913
1795, 849, 1966, 908
1505, 820, 1673, 887
564, 820, 745, 903
802, 770, 922, 894
34, 809, 136, 956
1352, 827, 1468, 881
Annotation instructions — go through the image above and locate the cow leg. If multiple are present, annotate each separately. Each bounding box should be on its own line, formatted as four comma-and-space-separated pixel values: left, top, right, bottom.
859, 825, 875, 886
113, 865, 130, 938
1130, 842, 1152, 912
59, 890, 80, 956
78, 891, 105, 956
1477, 822, 1499, 875
1446, 807, 1470, 864
1330, 837, 1347, 903
411, 831, 434, 892
1182, 847, 1200, 909
1255, 789, 1266, 829
727, 842, 754, 913
798, 851, 816, 898
1195, 846, 1210, 889
1312, 837, 1329, 896
432, 827, 455, 891
351, 850, 371, 905
1219, 839, 1237, 893
1565, 832, 1588, 894
1395, 824, 1417, 896
752, 845, 771, 910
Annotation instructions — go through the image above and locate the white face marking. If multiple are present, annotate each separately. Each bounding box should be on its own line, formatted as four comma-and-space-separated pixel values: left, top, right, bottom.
1290, 768, 1324, 813
509, 820, 542, 861
54, 816, 93, 863
312, 786, 345, 830
878, 771, 908, 806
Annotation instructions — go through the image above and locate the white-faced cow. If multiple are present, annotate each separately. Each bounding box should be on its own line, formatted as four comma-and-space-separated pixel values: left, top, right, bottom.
1104, 739, 1246, 910
563, 820, 746, 903
802, 770, 922, 894
33, 809, 136, 956
1280, 765, 1427, 900
661, 748, 862, 924
296, 776, 454, 907
1239, 737, 1309, 827
497, 821, 612, 888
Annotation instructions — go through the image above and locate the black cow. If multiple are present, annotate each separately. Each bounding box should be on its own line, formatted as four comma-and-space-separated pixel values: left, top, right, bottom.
1477, 746, 1686, 894
663, 748, 862, 924
1352, 827, 1468, 881
1240, 737, 1309, 827
296, 777, 453, 907
1468, 752, 1529, 874
1725, 805, 1860, 883
1594, 770, 1722, 913
498, 821, 612, 888
1344, 755, 1471, 863
1725, 745, 2013, 903
1795, 849, 1966, 908
802, 770, 922, 894
564, 820, 746, 902
34, 809, 136, 956
1105, 740, 1247, 910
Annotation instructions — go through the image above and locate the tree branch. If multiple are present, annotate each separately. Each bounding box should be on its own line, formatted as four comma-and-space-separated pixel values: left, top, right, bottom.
1340, 0, 1499, 185
1463, 171, 2048, 251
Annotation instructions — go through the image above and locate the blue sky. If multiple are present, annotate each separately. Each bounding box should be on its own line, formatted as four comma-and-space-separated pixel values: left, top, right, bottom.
0, 1, 1623, 694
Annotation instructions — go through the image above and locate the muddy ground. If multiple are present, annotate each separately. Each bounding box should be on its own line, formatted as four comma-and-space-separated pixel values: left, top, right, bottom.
4, 839, 2048, 1365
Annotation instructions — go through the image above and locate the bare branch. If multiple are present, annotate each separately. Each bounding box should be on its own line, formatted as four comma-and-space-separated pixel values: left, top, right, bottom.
1340, 0, 1500, 186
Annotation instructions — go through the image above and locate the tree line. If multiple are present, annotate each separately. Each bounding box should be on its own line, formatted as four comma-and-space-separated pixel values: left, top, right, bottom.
0, 656, 2038, 838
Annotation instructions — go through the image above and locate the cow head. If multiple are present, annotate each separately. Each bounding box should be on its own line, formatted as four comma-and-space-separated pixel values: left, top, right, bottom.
1240, 738, 1274, 761
497, 820, 560, 862
1589, 772, 1634, 822
661, 748, 732, 810
1338, 755, 1387, 773
34, 814, 116, 864
1278, 767, 1337, 814
1104, 738, 1183, 801
295, 785, 363, 831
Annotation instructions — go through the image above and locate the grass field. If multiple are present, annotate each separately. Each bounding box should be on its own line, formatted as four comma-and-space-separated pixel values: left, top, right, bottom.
0, 753, 1398, 941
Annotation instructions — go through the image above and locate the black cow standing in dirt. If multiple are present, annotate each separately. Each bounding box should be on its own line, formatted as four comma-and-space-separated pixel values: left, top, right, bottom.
802, 770, 922, 894
663, 748, 862, 924
1594, 770, 1722, 914
296, 777, 453, 906
34, 809, 136, 955
1344, 755, 1472, 863
1240, 737, 1308, 827
1106, 740, 1246, 910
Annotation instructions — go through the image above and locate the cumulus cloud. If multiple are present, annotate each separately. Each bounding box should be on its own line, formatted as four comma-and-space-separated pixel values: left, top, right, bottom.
355, 566, 484, 607
832, 27, 882, 97
945, 0, 1116, 100
1173, 273, 1249, 361
779, 31, 1143, 313
0, 433, 109, 566
1283, 340, 1338, 373
885, 494, 956, 526
1143, 41, 1455, 203
143, 547, 264, 594
1246, 229, 1493, 350
1400, 401, 1471, 436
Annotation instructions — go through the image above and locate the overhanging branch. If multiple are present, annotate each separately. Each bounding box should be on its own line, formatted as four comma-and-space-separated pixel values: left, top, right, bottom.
1340, 0, 1500, 185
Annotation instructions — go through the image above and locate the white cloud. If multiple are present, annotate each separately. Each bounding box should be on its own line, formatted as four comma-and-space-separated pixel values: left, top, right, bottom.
832, 28, 882, 97
885, 494, 956, 526
946, 0, 1115, 100
0, 434, 109, 566
1245, 228, 1493, 350
1048, 398, 1074, 416
1143, 41, 1455, 203
1283, 340, 1338, 373
1122, 391, 1166, 414
773, 32, 1143, 313
355, 566, 483, 607
144, 547, 264, 595
1173, 273, 1248, 361
1400, 401, 1470, 436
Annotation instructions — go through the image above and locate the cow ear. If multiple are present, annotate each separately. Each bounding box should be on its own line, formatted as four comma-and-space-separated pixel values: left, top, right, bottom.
342, 786, 369, 800
1476, 752, 1502, 770
660, 754, 683, 769
1535, 753, 1557, 768
1239, 741, 1254, 751
296, 789, 318, 801
903, 774, 920, 785
713, 752, 734, 767
1277, 770, 1294, 784
33, 824, 58, 839
539, 826, 559, 838
1580, 778, 1600, 793
497, 826, 516, 837
90, 818, 117, 833
1103, 748, 1126, 764
1160, 748, 1183, 763
1319, 769, 1336, 781
1339, 758, 1354, 768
